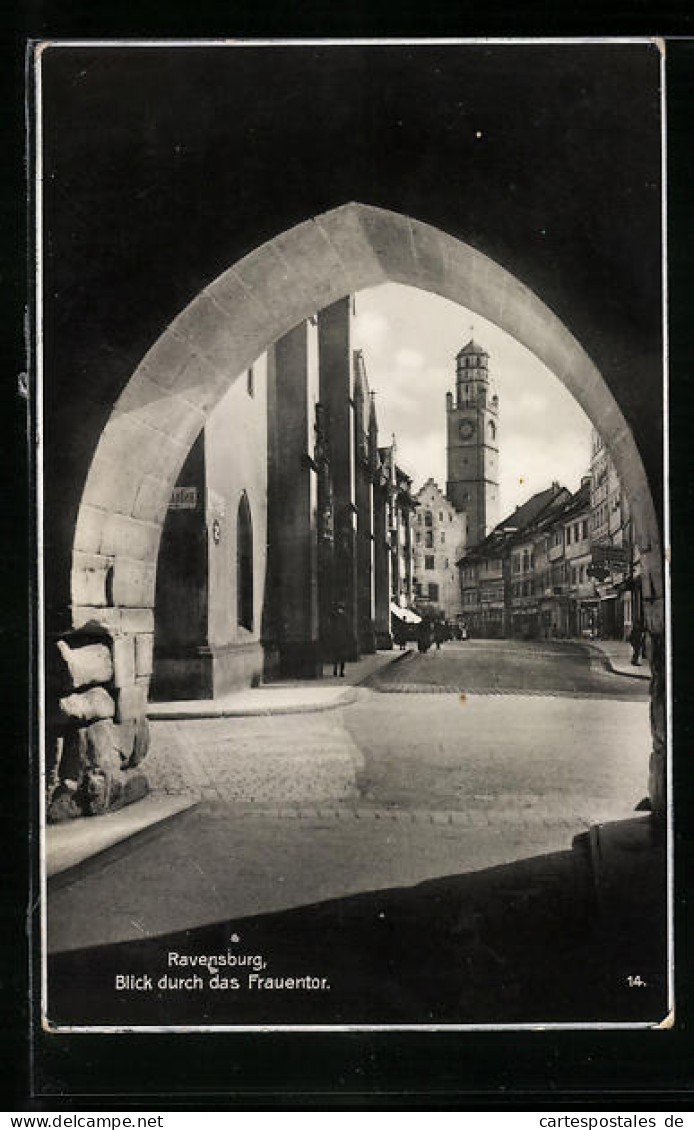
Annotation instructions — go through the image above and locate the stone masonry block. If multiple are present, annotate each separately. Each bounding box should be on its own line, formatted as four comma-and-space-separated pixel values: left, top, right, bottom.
55, 638, 113, 691
58, 686, 115, 726
115, 372, 206, 449
135, 633, 154, 678
97, 413, 188, 485
73, 502, 107, 556
175, 289, 267, 381
70, 553, 113, 608
231, 243, 317, 331
115, 683, 147, 724
70, 606, 154, 634
111, 633, 136, 688
359, 206, 420, 285
131, 472, 172, 525
71, 605, 124, 632
408, 219, 450, 291
141, 326, 199, 392
80, 453, 141, 518
273, 218, 352, 309
100, 512, 161, 562
110, 557, 157, 608
119, 607, 156, 634
113, 716, 150, 769
315, 205, 387, 292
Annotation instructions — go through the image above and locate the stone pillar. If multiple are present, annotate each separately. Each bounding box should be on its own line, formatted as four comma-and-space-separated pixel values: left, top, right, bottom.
266, 325, 322, 678
318, 297, 359, 661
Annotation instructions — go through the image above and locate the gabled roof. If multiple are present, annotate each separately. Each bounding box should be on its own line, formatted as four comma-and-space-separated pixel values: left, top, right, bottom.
558, 478, 591, 521
456, 483, 571, 567
496, 485, 568, 534
414, 476, 449, 503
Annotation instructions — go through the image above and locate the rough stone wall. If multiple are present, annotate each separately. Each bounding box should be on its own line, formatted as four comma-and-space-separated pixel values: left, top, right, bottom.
46, 631, 150, 822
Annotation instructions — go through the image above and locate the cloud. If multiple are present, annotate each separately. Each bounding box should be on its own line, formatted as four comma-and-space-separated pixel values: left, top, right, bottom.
354, 281, 593, 517
395, 346, 425, 369
352, 309, 390, 355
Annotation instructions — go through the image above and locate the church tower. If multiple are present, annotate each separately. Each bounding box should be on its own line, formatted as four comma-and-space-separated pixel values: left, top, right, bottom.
446, 339, 500, 547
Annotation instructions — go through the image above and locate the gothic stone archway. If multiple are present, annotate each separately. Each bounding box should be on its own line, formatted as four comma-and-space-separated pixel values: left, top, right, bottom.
57, 203, 666, 815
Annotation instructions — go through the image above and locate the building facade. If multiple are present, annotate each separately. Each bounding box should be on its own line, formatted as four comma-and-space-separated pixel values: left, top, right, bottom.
458, 460, 644, 646
458, 483, 572, 638
151, 356, 269, 699
412, 478, 465, 619
151, 296, 419, 699
589, 428, 643, 640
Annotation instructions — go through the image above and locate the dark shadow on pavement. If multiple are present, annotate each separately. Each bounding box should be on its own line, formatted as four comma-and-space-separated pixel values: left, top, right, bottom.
47, 818, 667, 1028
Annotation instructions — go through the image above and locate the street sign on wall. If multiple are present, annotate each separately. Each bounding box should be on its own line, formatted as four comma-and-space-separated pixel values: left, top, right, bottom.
168, 486, 198, 510
591, 543, 627, 570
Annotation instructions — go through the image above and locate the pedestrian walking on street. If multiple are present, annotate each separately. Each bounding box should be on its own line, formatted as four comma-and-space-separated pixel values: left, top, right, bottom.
417, 618, 432, 654
392, 617, 407, 650
630, 619, 646, 666
330, 601, 349, 677
434, 620, 445, 650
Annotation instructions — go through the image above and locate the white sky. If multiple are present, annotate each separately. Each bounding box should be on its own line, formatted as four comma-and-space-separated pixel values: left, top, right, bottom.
352, 283, 592, 518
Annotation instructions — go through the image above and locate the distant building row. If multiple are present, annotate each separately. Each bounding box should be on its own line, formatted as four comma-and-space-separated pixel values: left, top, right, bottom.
457, 430, 643, 641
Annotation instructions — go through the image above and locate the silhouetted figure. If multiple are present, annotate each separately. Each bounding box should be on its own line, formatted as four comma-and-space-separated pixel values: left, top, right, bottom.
392, 617, 407, 650
330, 602, 349, 677
630, 620, 646, 666
417, 619, 432, 654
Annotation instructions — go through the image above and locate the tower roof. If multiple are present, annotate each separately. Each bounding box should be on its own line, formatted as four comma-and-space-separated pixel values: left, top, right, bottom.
456, 339, 488, 359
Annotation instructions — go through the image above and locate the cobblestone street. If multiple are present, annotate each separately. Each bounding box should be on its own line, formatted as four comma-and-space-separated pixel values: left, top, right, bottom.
47, 639, 665, 1027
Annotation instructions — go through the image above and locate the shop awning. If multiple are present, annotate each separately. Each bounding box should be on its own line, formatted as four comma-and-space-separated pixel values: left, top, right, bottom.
390, 602, 421, 624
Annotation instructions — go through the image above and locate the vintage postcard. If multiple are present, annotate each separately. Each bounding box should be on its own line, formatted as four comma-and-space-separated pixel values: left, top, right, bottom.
35, 38, 670, 1032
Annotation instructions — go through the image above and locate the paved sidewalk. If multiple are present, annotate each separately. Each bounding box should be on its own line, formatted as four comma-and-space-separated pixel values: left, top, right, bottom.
46, 650, 411, 877
580, 638, 651, 681
147, 649, 410, 719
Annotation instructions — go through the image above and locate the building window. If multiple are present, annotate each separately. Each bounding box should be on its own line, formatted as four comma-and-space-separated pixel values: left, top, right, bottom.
425, 555, 435, 570
428, 583, 439, 602
425, 510, 433, 528
441, 532, 445, 544
237, 493, 254, 631
415, 531, 421, 544
247, 367, 254, 397
425, 530, 434, 548
566, 527, 571, 545
582, 520, 588, 539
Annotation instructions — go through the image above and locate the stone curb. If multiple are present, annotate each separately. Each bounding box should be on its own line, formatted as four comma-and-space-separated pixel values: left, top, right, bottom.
147, 688, 360, 720
579, 641, 651, 682
45, 794, 199, 880
147, 649, 412, 720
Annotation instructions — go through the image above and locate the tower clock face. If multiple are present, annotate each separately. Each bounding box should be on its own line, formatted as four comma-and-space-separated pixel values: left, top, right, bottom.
459, 418, 476, 440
